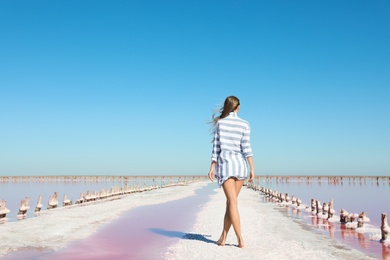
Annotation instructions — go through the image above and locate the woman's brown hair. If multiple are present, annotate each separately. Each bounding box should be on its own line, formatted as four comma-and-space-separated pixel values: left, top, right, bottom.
211, 96, 240, 126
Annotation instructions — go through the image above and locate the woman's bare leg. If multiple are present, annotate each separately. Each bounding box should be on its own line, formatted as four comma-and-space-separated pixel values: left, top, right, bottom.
217, 203, 231, 246
217, 178, 244, 247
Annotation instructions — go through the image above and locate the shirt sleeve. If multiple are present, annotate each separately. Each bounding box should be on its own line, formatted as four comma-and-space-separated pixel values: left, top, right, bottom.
241, 123, 253, 157
211, 123, 221, 162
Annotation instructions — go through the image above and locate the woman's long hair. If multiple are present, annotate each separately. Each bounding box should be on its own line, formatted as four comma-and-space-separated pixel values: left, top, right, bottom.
211, 96, 240, 127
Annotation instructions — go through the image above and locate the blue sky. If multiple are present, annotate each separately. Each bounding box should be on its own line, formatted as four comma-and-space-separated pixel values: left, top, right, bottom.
1, 1, 389, 176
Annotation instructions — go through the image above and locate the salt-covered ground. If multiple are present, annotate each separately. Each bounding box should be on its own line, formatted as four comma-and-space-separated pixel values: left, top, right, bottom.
164, 186, 374, 260
1, 181, 381, 259
0, 181, 208, 257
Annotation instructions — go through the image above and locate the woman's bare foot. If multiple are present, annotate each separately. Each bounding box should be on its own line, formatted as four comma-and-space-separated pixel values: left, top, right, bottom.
237, 236, 244, 248
217, 236, 226, 246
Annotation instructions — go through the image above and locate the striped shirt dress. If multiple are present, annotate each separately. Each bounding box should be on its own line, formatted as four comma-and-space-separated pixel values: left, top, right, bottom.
211, 112, 253, 187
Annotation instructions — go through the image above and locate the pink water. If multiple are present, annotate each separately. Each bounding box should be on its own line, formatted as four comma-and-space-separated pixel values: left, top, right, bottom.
257, 177, 390, 259
2, 183, 216, 259
0, 176, 198, 223
259, 177, 390, 228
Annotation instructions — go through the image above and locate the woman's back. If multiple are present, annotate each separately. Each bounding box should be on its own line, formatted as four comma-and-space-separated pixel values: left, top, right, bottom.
217, 112, 252, 156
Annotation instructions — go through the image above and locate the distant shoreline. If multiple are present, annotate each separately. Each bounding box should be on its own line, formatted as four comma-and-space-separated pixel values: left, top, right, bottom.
0, 175, 388, 178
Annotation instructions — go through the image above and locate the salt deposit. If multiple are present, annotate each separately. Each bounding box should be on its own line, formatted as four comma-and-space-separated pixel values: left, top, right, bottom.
165, 186, 374, 259
0, 181, 208, 257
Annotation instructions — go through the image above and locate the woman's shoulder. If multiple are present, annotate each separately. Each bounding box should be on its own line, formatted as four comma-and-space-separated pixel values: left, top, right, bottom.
220, 116, 250, 128
238, 118, 250, 128
235, 115, 250, 125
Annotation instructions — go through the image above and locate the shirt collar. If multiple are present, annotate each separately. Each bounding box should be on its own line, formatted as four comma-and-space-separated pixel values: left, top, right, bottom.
228, 112, 238, 117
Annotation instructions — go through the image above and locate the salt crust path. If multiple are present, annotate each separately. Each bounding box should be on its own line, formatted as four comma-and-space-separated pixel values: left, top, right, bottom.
0, 181, 208, 256
165, 186, 374, 260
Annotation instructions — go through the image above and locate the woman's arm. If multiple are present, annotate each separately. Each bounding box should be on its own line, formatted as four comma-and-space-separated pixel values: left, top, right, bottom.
209, 123, 219, 182
208, 161, 216, 182
247, 156, 255, 182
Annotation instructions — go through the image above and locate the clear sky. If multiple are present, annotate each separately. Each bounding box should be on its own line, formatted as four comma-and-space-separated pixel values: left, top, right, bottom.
1, 1, 389, 176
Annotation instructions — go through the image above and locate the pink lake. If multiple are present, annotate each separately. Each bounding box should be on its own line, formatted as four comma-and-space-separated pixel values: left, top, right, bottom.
2, 183, 216, 259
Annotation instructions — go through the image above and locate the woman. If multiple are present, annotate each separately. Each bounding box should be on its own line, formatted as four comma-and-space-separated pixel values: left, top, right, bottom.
208, 95, 255, 248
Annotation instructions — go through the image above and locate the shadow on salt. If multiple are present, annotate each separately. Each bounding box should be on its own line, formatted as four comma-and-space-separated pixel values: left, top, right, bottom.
150, 228, 216, 244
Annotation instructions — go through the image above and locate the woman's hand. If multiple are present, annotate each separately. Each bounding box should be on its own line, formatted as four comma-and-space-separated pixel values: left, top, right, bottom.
248, 170, 255, 183
247, 157, 255, 183
208, 169, 214, 182
208, 161, 216, 182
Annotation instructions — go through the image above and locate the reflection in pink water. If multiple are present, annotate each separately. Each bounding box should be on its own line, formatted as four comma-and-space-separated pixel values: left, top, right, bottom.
258, 176, 390, 229
263, 190, 390, 260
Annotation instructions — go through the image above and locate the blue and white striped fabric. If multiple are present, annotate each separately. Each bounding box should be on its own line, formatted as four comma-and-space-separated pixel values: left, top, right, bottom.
211, 112, 253, 187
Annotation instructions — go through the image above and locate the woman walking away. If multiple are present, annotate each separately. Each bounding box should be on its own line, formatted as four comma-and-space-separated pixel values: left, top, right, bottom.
208, 95, 255, 248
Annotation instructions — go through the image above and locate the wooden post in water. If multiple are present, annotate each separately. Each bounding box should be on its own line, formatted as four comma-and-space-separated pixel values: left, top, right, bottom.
311, 198, 316, 212
358, 215, 363, 228
285, 193, 290, 203
348, 213, 358, 223
279, 193, 285, 203
291, 195, 296, 205
47, 192, 58, 209
381, 213, 389, 242
85, 191, 91, 202
63, 194, 72, 207
322, 202, 328, 217
357, 211, 370, 228
0, 200, 11, 218
328, 199, 335, 219
75, 192, 85, 204
316, 200, 322, 215
340, 209, 348, 223
18, 196, 30, 215
35, 195, 43, 212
